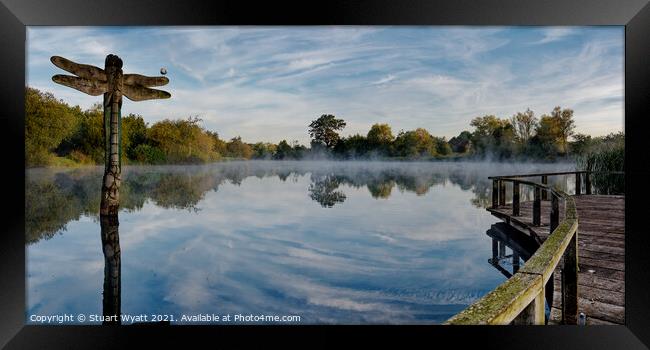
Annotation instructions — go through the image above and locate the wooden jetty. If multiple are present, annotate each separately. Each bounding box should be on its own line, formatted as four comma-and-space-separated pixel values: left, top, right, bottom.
445, 171, 624, 325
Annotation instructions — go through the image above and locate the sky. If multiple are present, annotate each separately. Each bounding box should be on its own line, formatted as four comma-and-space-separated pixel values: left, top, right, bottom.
27, 26, 624, 145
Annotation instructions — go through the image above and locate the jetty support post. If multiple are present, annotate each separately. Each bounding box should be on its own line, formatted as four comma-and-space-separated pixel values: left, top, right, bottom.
512, 251, 520, 273
499, 180, 506, 206
575, 173, 582, 195
585, 172, 592, 195
533, 187, 541, 226
562, 232, 579, 324
512, 288, 546, 325
492, 179, 499, 208
512, 181, 520, 216
550, 194, 559, 233
541, 175, 548, 200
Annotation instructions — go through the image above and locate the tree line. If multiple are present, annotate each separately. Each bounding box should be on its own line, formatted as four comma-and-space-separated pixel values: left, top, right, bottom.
26, 87, 270, 166
26, 86, 623, 167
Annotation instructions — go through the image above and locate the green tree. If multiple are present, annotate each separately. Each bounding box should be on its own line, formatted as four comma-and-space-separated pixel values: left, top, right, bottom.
122, 113, 148, 163
393, 128, 436, 158
251, 142, 276, 159
448, 131, 472, 153
67, 104, 105, 164
434, 137, 452, 156
469, 115, 515, 157
367, 123, 394, 154
569, 133, 593, 156
274, 140, 293, 160
335, 134, 369, 158
148, 116, 216, 163
308, 114, 346, 149
131, 144, 166, 164
25, 87, 81, 166
530, 114, 561, 157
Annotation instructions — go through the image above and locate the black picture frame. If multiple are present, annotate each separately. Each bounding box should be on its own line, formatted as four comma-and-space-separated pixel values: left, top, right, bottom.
1, 0, 649, 348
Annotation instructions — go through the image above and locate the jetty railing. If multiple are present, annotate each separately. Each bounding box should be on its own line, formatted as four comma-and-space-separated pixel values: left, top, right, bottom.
445, 171, 585, 325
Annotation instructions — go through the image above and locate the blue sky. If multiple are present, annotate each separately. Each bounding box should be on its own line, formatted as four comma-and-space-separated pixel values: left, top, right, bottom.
27, 26, 624, 145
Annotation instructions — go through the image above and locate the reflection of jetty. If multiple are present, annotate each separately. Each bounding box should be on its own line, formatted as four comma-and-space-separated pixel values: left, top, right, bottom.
487, 222, 538, 279
446, 171, 624, 325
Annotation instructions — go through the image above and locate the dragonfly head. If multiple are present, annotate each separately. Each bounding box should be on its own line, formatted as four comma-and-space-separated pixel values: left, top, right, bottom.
105, 54, 123, 69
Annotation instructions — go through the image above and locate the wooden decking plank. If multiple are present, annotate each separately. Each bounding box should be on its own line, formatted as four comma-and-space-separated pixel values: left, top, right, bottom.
553, 273, 625, 293
552, 293, 625, 323
488, 194, 625, 325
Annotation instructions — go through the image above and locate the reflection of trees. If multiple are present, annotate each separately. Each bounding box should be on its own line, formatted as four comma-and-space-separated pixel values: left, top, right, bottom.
308, 174, 347, 207
26, 170, 102, 243
150, 174, 213, 211
26, 168, 224, 244
26, 162, 573, 243
367, 181, 395, 199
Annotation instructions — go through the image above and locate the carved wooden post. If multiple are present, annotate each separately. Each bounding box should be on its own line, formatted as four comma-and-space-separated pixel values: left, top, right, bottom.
492, 179, 499, 208
541, 175, 548, 200
562, 232, 579, 324
575, 172, 582, 195
512, 181, 520, 216
51, 54, 170, 217
100, 214, 121, 325
585, 172, 592, 194
533, 186, 541, 226
550, 194, 559, 233
101, 55, 123, 216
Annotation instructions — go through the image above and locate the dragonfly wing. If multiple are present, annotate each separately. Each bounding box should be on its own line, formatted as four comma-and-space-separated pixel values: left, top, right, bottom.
51, 56, 107, 81
52, 75, 108, 96
123, 84, 171, 101
123, 74, 169, 87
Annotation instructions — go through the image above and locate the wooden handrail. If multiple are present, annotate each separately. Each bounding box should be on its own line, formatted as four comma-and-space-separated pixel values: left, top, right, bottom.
490, 170, 623, 214
445, 173, 579, 325
488, 170, 623, 180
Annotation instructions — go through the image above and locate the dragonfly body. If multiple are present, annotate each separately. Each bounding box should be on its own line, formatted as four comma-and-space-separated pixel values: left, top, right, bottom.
51, 54, 171, 216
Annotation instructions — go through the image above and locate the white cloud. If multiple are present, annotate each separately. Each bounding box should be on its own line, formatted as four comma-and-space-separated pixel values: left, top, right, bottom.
532, 27, 576, 45
371, 74, 396, 85
27, 26, 623, 142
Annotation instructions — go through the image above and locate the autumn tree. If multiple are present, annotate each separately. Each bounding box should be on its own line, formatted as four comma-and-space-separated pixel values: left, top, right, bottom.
225, 136, 253, 159
550, 106, 576, 154
511, 108, 538, 144
367, 123, 394, 154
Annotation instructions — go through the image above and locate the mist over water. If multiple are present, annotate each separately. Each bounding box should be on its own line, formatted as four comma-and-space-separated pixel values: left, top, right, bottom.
26, 161, 575, 324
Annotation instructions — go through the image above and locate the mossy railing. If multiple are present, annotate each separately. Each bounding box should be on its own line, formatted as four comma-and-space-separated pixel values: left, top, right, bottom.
445, 172, 581, 325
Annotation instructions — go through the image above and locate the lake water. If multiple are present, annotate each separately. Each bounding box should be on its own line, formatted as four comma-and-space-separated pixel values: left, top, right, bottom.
26, 161, 575, 324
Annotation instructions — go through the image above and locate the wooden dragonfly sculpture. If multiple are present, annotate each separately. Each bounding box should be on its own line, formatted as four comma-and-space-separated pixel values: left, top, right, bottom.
51, 54, 171, 216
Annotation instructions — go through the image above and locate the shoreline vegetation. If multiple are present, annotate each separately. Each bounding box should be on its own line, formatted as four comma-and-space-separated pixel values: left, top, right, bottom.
26, 87, 623, 171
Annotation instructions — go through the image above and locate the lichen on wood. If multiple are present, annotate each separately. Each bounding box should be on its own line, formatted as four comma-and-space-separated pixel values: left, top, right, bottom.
445, 181, 579, 325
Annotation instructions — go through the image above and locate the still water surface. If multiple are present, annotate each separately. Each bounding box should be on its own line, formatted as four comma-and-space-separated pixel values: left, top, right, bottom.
26, 161, 574, 324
